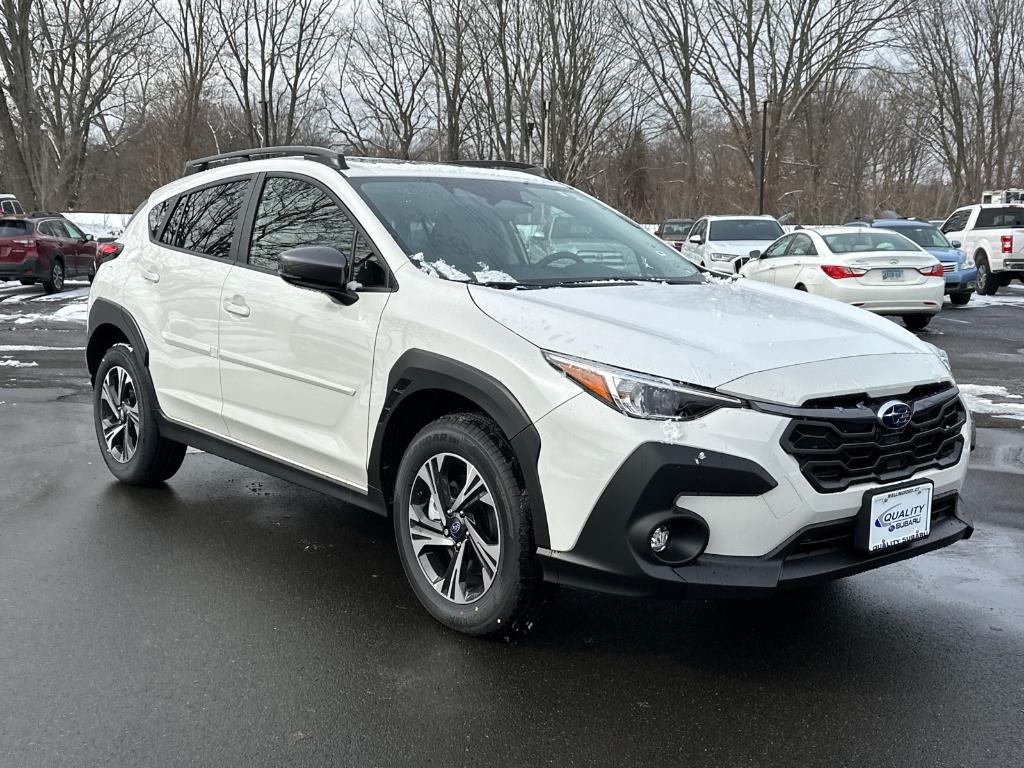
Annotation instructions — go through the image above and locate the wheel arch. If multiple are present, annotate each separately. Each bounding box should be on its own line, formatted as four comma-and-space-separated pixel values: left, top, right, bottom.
87, 299, 149, 384
369, 350, 550, 548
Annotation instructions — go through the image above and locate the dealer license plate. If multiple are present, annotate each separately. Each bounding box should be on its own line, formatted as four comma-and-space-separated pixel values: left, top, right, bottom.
881, 269, 904, 281
857, 483, 932, 552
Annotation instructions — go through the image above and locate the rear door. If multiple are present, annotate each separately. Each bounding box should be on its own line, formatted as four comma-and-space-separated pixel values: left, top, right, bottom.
217, 173, 394, 487
126, 176, 253, 435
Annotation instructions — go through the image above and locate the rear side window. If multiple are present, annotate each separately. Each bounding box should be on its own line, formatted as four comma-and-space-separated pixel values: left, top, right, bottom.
38, 220, 64, 237
974, 207, 1024, 228
247, 176, 356, 272
148, 199, 172, 238
0, 219, 30, 236
160, 180, 250, 258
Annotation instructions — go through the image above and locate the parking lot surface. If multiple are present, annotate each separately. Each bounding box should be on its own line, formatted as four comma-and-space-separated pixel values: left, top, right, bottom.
1, 281, 1022, 767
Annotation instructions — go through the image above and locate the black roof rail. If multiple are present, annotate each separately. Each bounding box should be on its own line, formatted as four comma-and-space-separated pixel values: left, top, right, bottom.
183, 145, 349, 176
444, 159, 553, 180
28, 211, 67, 219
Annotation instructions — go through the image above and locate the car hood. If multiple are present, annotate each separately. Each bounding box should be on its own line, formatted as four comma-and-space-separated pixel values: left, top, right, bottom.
469, 279, 937, 393
706, 240, 779, 255
924, 246, 962, 263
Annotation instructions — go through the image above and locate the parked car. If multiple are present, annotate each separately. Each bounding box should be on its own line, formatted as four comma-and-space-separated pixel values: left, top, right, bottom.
86, 146, 972, 636
681, 215, 784, 274
740, 227, 945, 330
0, 193, 25, 217
847, 219, 977, 305
0, 213, 98, 292
939, 204, 1024, 295
654, 218, 694, 250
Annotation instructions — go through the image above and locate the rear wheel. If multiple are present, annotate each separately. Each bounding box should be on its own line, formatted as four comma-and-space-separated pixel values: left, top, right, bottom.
393, 413, 543, 637
42, 259, 64, 294
975, 257, 998, 295
903, 314, 932, 331
93, 343, 186, 485
950, 292, 971, 306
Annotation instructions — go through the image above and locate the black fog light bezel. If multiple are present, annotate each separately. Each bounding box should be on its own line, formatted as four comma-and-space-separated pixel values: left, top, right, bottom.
630, 509, 710, 566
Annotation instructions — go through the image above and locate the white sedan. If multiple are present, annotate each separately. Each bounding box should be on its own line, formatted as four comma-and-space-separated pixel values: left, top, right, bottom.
740, 227, 946, 330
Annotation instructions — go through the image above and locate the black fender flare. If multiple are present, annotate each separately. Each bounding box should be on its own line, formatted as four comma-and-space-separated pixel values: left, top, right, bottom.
86, 298, 150, 382
368, 349, 551, 548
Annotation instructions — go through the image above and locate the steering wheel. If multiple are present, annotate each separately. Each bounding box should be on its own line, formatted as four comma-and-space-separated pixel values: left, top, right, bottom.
536, 251, 585, 268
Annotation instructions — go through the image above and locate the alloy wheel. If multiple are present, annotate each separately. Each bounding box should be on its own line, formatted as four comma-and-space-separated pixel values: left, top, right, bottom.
52, 263, 64, 291
99, 365, 140, 463
407, 452, 501, 604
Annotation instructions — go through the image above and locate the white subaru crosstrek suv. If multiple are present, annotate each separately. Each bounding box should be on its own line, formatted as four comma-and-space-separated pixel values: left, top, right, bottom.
86, 146, 973, 636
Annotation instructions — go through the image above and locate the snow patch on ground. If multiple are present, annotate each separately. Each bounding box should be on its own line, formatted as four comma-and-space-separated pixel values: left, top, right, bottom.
65, 212, 131, 239
30, 287, 90, 302
0, 359, 39, 368
960, 384, 1024, 423
52, 300, 89, 322
0, 345, 85, 352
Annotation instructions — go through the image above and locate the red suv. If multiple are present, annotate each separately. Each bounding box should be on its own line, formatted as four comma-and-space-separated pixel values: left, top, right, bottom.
0, 214, 99, 293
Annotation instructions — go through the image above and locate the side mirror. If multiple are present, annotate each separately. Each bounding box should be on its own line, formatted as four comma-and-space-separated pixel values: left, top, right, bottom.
83, 233, 94, 242
950, 240, 961, 248
748, 249, 761, 259
688, 234, 702, 244
279, 245, 357, 305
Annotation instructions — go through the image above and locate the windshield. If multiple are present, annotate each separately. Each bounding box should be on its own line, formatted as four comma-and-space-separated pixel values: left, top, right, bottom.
708, 219, 783, 241
661, 222, 690, 235
884, 225, 950, 249
348, 176, 701, 285
824, 232, 918, 253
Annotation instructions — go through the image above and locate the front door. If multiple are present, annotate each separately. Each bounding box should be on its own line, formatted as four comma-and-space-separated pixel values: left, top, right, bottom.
217, 174, 393, 489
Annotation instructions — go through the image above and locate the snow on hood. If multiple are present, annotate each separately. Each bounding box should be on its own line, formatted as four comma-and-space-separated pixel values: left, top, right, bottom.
469, 279, 934, 390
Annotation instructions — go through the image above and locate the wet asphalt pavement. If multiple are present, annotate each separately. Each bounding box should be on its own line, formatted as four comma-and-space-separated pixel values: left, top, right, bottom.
1, 281, 1022, 767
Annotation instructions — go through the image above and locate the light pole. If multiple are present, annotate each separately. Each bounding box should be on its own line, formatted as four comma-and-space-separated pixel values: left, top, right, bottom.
758, 99, 772, 215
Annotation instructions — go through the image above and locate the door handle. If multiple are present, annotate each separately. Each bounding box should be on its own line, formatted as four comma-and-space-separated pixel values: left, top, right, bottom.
141, 268, 160, 283
223, 298, 250, 317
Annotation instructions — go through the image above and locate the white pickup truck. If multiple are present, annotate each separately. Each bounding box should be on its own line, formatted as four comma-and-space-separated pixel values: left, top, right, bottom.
940, 204, 1024, 294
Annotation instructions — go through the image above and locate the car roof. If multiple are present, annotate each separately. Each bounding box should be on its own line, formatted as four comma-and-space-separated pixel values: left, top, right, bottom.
704, 214, 778, 221
149, 156, 563, 205
861, 219, 934, 228
0, 193, 17, 200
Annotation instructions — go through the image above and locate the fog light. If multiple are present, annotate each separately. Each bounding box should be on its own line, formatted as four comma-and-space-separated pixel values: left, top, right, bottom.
650, 525, 670, 553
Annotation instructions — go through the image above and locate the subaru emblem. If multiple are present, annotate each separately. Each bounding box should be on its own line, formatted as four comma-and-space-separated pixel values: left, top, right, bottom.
877, 400, 912, 430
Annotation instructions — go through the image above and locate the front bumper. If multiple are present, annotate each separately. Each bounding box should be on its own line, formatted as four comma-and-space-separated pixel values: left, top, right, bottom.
533, 385, 972, 598
944, 266, 977, 294
539, 488, 972, 598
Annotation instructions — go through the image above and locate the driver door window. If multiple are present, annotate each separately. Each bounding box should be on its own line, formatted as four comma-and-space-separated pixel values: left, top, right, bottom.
761, 237, 790, 259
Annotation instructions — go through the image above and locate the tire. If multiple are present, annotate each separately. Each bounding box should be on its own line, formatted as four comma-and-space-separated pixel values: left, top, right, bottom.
950, 292, 971, 306
903, 314, 932, 331
42, 259, 65, 294
18, 278, 35, 286
975, 257, 998, 295
93, 343, 186, 485
87, 269, 95, 284
393, 413, 543, 637
795, 284, 807, 291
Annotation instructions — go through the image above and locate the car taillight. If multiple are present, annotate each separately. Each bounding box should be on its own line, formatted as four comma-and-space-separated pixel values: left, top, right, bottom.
98, 241, 123, 262
918, 264, 945, 277
1001, 235, 1013, 254
820, 264, 866, 279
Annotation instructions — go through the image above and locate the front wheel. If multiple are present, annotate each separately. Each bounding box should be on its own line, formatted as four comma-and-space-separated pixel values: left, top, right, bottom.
93, 343, 186, 485
950, 292, 972, 306
393, 413, 543, 636
903, 314, 932, 331
975, 258, 998, 295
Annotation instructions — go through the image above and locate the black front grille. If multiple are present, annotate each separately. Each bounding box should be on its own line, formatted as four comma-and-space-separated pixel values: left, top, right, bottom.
779, 387, 966, 493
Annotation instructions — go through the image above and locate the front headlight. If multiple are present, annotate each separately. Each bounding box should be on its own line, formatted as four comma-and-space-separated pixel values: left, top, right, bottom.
924, 342, 951, 374
709, 252, 735, 262
544, 352, 742, 420
960, 250, 973, 268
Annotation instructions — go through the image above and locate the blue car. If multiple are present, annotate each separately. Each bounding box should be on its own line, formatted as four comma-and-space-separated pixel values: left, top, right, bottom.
848, 219, 978, 305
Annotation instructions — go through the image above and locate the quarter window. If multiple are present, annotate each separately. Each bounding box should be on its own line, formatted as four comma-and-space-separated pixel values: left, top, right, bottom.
351, 232, 389, 288
148, 199, 172, 239
247, 177, 356, 273
160, 180, 250, 258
